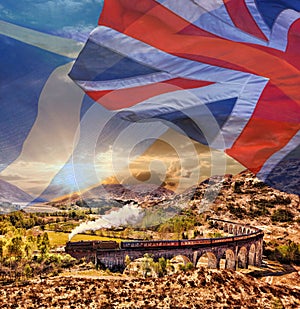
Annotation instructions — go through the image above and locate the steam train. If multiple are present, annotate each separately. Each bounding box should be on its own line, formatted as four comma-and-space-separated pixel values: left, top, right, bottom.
65, 230, 263, 254
65, 240, 119, 253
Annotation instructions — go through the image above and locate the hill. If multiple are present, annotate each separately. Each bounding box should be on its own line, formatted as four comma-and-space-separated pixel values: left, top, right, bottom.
0, 170, 299, 307
0, 179, 33, 203
51, 183, 174, 208
0, 179, 34, 213
1, 268, 299, 308
83, 183, 174, 201
182, 171, 299, 244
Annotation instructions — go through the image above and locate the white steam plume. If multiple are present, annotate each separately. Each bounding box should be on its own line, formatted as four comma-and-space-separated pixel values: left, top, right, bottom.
68, 204, 144, 241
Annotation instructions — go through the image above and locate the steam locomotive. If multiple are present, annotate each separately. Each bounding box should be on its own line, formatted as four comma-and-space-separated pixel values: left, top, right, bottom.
65, 240, 119, 254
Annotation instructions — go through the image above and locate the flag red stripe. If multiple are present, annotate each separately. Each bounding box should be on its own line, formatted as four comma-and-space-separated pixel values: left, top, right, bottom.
174, 52, 252, 74
87, 78, 213, 110
285, 19, 300, 70
99, 0, 216, 38
223, 0, 268, 41
226, 83, 300, 172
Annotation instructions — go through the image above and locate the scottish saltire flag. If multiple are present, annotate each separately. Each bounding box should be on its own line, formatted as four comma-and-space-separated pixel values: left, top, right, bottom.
0, 1, 106, 204
0, 0, 170, 205
69, 0, 300, 195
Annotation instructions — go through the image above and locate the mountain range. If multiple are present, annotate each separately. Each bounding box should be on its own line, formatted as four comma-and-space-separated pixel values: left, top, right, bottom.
0, 178, 33, 203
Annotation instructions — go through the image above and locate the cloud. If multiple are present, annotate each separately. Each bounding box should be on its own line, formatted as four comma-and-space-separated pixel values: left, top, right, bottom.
101, 176, 119, 185
121, 170, 164, 186
166, 161, 181, 179
1, 0, 104, 45
0, 174, 24, 182
182, 170, 192, 178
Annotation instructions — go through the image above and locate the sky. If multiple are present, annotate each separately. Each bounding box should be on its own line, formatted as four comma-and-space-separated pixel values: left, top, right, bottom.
99, 129, 245, 193
0, 0, 247, 201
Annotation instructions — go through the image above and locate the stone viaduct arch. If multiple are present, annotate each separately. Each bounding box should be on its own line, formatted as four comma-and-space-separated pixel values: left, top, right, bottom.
66, 219, 264, 272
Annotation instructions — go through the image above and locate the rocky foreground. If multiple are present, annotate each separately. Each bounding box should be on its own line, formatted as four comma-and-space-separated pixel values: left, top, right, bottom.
1, 268, 300, 309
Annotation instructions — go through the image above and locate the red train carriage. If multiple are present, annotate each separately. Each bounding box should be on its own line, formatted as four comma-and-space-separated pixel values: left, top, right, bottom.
180, 238, 212, 246
121, 239, 181, 249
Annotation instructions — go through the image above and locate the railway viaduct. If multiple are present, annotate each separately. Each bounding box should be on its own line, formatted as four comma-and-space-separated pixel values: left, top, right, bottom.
66, 219, 264, 272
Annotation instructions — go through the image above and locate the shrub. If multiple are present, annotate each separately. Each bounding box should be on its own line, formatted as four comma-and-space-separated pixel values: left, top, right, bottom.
228, 204, 246, 219
185, 262, 194, 271
60, 255, 76, 268
125, 255, 131, 267
24, 264, 32, 278
207, 232, 223, 238
275, 241, 300, 264
179, 262, 194, 272
266, 240, 300, 264
271, 209, 294, 222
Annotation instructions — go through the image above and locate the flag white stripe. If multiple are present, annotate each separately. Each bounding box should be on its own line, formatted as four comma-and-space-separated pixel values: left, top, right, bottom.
0, 63, 84, 198
0, 20, 83, 58
75, 26, 254, 91
156, 0, 268, 46
245, 0, 271, 39
269, 9, 300, 51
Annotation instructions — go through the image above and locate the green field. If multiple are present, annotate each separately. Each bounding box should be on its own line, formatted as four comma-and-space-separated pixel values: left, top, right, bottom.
47, 231, 125, 247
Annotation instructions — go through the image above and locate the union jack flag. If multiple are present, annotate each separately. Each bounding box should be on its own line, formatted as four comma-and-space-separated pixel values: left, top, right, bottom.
70, 0, 300, 194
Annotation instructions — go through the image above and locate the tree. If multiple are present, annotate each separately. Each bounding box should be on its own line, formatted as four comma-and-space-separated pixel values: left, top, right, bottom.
24, 241, 33, 259
141, 253, 154, 278
38, 232, 50, 256
157, 257, 167, 277
7, 236, 23, 260
75, 199, 88, 207
24, 264, 32, 279
0, 239, 6, 261
125, 255, 131, 267
275, 240, 300, 264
